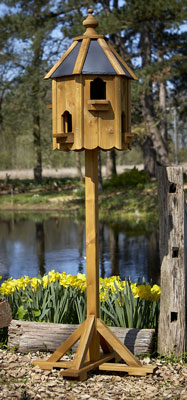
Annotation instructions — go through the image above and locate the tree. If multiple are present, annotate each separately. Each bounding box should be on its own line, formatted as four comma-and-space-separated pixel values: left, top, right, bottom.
1, 0, 186, 176
0, 0, 67, 182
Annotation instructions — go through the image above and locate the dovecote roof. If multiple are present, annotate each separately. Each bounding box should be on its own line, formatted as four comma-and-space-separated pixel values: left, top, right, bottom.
45, 9, 137, 80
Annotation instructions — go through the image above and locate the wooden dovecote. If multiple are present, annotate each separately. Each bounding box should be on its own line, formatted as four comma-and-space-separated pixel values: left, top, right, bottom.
33, 10, 157, 381
45, 9, 138, 152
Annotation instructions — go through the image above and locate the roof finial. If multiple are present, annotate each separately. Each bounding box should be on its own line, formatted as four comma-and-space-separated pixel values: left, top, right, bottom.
83, 8, 98, 36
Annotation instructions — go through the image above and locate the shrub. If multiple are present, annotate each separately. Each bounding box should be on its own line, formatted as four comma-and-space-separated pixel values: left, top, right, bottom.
104, 168, 150, 189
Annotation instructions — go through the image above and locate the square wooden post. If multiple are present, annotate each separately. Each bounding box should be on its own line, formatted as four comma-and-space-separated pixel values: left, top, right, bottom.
85, 149, 100, 361
85, 149, 99, 318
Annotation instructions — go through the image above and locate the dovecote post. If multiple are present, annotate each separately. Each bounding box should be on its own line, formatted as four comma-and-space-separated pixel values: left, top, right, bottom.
33, 9, 155, 380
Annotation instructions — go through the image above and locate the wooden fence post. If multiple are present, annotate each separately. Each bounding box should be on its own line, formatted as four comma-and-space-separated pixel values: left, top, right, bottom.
158, 166, 187, 355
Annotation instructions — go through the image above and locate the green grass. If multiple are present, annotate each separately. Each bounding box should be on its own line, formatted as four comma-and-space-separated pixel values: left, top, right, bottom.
0, 170, 159, 223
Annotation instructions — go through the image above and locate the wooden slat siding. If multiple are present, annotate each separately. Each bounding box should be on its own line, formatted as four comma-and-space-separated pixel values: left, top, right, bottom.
96, 318, 142, 367
97, 39, 125, 75
73, 38, 90, 74
127, 79, 131, 133
44, 41, 79, 80
108, 43, 138, 81
84, 76, 98, 149
52, 80, 58, 150
8, 320, 155, 355
75, 75, 84, 149
98, 77, 116, 150
114, 76, 122, 148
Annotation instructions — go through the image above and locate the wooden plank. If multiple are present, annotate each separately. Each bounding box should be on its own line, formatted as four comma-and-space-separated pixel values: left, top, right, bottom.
97, 77, 116, 150
52, 80, 58, 150
84, 77, 98, 149
71, 316, 95, 370
124, 132, 134, 145
127, 79, 131, 134
32, 361, 73, 370
44, 41, 78, 80
73, 38, 90, 74
74, 34, 103, 40
74, 75, 84, 149
87, 100, 110, 111
158, 166, 187, 355
97, 39, 125, 75
97, 318, 142, 367
53, 133, 68, 138
55, 133, 74, 144
108, 43, 138, 80
85, 150, 99, 318
114, 76, 122, 148
99, 363, 155, 375
8, 320, 155, 355
88, 104, 109, 111
85, 150, 100, 361
87, 100, 109, 105
60, 352, 116, 378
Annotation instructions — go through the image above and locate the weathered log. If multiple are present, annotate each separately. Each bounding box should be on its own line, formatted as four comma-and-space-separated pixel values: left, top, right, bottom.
158, 166, 187, 355
8, 320, 155, 355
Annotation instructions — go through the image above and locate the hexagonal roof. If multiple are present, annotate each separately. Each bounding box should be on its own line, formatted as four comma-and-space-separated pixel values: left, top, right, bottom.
45, 9, 138, 80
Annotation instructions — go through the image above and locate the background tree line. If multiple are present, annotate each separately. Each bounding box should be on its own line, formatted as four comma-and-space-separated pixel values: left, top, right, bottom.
0, 0, 186, 183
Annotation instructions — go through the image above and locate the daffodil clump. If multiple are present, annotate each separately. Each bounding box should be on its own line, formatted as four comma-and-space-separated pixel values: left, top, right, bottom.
0, 271, 160, 329
0, 271, 160, 301
0, 271, 87, 296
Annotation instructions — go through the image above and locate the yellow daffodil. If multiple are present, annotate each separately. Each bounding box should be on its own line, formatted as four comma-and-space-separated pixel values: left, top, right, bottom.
0, 270, 160, 301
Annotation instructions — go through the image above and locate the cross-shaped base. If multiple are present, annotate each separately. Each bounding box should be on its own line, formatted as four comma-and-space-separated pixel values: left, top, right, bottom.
33, 315, 155, 380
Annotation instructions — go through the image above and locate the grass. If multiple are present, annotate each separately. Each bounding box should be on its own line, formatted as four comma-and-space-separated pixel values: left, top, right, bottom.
150, 350, 187, 365
0, 169, 186, 226
0, 170, 159, 224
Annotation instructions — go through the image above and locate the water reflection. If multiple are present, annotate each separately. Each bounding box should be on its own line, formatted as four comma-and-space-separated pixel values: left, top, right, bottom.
35, 222, 45, 276
0, 213, 160, 284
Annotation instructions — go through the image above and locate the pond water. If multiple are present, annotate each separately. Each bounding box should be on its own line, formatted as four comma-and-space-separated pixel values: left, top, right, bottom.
0, 213, 160, 284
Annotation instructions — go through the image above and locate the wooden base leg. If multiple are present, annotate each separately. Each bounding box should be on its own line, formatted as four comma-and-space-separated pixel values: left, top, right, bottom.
33, 317, 155, 378
97, 318, 141, 367
32, 321, 85, 369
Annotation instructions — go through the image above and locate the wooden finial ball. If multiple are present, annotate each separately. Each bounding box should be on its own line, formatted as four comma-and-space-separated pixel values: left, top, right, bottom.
83, 8, 98, 29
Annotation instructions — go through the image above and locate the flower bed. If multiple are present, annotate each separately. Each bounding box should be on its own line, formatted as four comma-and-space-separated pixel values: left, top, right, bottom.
0, 271, 160, 329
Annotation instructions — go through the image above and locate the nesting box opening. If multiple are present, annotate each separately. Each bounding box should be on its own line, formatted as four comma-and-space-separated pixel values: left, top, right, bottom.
62, 111, 72, 133
90, 78, 106, 100
121, 111, 126, 133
